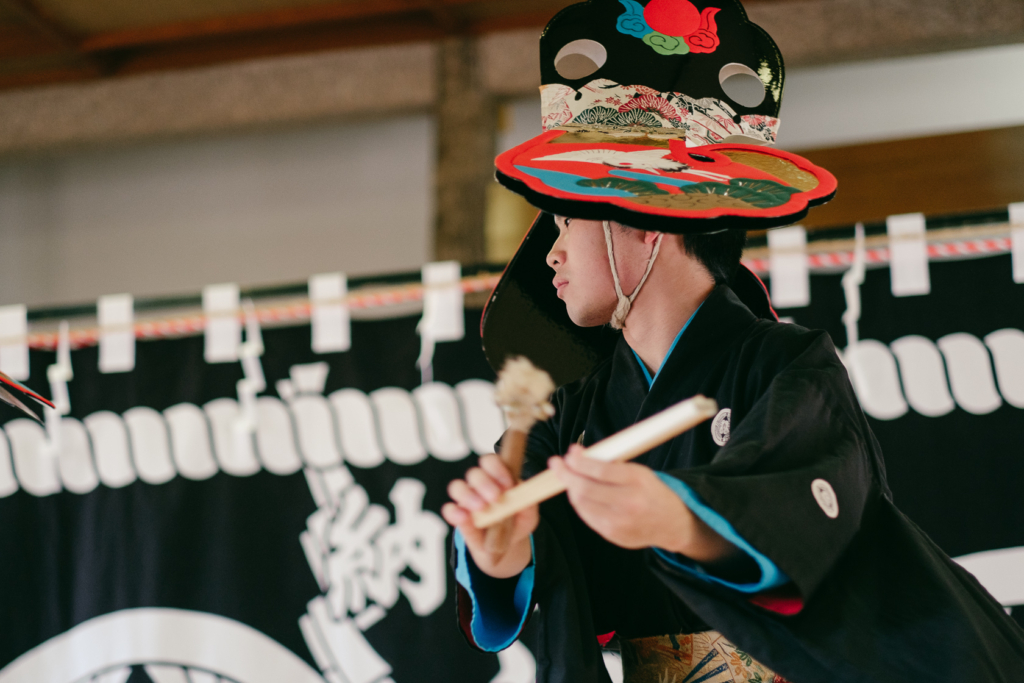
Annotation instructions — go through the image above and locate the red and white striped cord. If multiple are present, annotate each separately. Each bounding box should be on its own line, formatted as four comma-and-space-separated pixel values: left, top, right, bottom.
742, 236, 1013, 275
27, 274, 502, 351
23, 233, 1016, 351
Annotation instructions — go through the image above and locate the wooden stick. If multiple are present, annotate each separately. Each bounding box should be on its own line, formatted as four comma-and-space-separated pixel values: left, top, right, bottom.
472, 395, 718, 529
482, 429, 527, 552
481, 357, 555, 554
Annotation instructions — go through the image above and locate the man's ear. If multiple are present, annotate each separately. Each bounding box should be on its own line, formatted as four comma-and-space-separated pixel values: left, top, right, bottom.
644, 231, 662, 245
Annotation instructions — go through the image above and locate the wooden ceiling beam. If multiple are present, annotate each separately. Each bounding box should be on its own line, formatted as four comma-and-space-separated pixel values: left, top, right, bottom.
426, 0, 466, 35
0, 64, 97, 90
1, 2, 567, 85
0, 3, 565, 89
0, 0, 114, 75
0, 25, 63, 59
0, 0, 809, 89
468, 10, 562, 35
110, 14, 446, 77
0, 0, 80, 51
79, 0, 482, 53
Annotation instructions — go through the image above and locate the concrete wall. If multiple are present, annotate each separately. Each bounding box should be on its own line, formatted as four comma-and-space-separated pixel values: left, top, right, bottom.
0, 114, 435, 308
3, 41, 1023, 309
777, 43, 1024, 150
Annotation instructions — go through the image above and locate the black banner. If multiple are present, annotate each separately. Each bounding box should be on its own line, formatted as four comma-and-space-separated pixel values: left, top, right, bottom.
0, 310, 524, 683
1, 253, 1022, 683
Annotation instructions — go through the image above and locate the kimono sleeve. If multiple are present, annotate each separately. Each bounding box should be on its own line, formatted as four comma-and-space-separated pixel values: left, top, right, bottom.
449, 419, 555, 652
652, 472, 790, 594
452, 530, 535, 652
450, 416, 558, 653
453, 417, 613, 681
451, 514, 611, 681
664, 335, 878, 611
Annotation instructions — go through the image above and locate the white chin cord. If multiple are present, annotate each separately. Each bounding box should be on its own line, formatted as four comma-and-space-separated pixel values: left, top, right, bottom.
603, 221, 663, 330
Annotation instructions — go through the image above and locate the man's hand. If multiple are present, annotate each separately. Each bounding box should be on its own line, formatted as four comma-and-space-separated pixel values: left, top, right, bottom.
442, 454, 539, 579
549, 444, 739, 564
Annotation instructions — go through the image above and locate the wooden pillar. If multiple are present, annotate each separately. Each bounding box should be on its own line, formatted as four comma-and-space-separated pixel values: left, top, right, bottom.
434, 36, 496, 264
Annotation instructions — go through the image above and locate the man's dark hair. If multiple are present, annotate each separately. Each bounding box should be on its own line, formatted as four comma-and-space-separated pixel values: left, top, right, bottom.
678, 230, 747, 285
609, 220, 746, 285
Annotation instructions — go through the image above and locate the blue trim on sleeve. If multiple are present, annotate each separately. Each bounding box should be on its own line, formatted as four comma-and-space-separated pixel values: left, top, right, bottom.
654, 473, 788, 593
631, 303, 703, 389
454, 529, 535, 652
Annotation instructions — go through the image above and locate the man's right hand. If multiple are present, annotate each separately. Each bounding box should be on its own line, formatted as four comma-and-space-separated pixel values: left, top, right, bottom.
442, 454, 539, 579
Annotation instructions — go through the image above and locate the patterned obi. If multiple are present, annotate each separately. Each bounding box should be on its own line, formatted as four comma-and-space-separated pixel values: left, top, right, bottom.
621, 630, 789, 683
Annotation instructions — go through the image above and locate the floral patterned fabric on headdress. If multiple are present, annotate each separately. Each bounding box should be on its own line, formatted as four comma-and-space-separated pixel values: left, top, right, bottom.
541, 79, 780, 147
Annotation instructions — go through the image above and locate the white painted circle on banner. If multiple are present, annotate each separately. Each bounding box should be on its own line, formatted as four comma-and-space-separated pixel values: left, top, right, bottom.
811, 479, 839, 519
710, 408, 731, 446
0, 608, 325, 683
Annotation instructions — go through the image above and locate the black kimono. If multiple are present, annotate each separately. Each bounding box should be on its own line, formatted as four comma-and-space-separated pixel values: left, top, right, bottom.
455, 284, 1024, 682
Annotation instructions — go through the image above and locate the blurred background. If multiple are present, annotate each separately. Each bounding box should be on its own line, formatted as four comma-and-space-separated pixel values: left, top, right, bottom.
1, 2, 1023, 683
2, 0, 1024, 305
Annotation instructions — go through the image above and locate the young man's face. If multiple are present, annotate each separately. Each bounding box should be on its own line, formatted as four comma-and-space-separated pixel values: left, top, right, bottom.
546, 216, 652, 327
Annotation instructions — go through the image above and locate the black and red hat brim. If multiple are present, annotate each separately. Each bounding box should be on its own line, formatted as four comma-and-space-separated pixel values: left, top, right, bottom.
495, 135, 837, 233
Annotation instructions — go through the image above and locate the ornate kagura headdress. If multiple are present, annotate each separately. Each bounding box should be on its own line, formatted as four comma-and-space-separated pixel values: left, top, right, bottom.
482, 0, 837, 385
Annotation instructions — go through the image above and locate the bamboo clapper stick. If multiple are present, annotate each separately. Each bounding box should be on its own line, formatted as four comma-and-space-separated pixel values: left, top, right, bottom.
472, 395, 719, 530
482, 357, 556, 554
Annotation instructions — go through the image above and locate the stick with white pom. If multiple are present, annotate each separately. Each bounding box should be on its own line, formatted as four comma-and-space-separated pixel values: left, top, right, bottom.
473, 395, 718, 530
483, 357, 556, 553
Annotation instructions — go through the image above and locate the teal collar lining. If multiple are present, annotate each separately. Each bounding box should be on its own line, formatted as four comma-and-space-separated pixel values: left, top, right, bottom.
631, 302, 703, 390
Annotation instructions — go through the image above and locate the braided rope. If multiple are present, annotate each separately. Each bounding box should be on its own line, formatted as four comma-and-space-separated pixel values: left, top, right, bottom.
742, 235, 1013, 276
602, 221, 663, 330
26, 274, 501, 351
21, 233, 1016, 351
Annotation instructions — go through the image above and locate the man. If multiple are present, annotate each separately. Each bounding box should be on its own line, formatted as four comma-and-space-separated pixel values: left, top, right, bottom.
444, 217, 1024, 683
443, 1, 1024, 681
445, 221, 745, 585
445, 219, 795, 683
